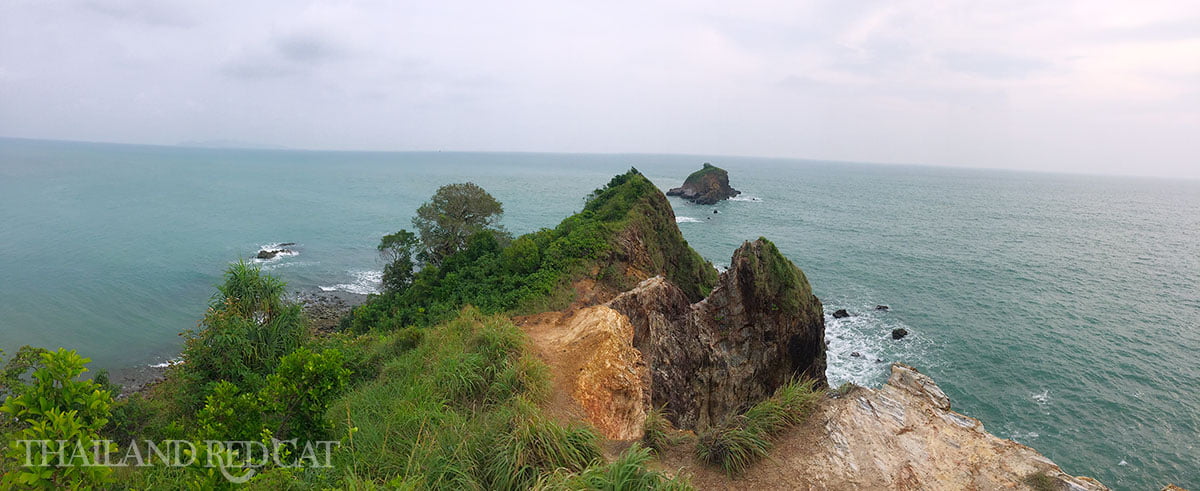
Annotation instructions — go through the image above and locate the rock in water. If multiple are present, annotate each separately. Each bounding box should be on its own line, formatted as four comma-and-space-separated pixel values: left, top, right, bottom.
666, 163, 741, 205
875, 305, 889, 311
833, 309, 851, 318
609, 238, 826, 430
255, 248, 292, 259
892, 328, 909, 340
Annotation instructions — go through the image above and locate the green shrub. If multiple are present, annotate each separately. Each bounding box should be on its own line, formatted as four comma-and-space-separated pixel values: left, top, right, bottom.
535, 444, 692, 490
0, 348, 117, 489
179, 261, 307, 405
642, 406, 681, 452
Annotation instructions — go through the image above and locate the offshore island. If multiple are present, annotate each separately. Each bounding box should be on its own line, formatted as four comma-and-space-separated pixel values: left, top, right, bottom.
2, 168, 1127, 489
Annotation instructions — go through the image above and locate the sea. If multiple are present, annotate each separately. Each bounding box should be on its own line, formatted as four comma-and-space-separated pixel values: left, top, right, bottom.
0, 137, 1196, 489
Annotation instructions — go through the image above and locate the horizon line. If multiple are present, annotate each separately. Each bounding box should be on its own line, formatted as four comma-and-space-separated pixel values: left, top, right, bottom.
2, 134, 1195, 183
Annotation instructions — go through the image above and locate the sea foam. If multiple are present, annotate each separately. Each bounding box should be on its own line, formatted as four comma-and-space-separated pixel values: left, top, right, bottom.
319, 270, 382, 295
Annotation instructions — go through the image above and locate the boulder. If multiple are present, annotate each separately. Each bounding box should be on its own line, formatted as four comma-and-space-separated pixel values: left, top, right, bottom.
892, 328, 909, 340
608, 238, 826, 430
666, 163, 741, 205
875, 305, 889, 311
833, 309, 851, 319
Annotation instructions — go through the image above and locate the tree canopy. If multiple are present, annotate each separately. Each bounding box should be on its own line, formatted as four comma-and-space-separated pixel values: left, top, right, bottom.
412, 182, 505, 266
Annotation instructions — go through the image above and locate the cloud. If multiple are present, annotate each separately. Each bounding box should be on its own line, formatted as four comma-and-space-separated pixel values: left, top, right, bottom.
940, 51, 1049, 79
0, 0, 1197, 177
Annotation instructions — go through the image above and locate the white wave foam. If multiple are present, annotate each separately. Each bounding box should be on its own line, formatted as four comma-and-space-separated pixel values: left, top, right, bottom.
251, 243, 300, 263
149, 357, 182, 368
823, 300, 928, 388
319, 270, 382, 295
676, 217, 702, 223
729, 195, 762, 202
1032, 389, 1050, 405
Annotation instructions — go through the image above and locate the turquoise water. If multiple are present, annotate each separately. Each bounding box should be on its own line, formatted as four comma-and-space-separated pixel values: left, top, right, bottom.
1, 138, 1197, 489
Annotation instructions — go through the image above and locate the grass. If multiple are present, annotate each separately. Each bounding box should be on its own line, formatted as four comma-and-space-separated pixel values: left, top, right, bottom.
695, 379, 823, 476
1023, 471, 1062, 491
642, 406, 685, 452
332, 307, 696, 489
534, 444, 693, 490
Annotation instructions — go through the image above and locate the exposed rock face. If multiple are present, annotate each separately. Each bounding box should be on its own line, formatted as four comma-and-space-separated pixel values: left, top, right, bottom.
519, 306, 650, 440
658, 363, 1110, 490
666, 163, 741, 205
608, 238, 826, 430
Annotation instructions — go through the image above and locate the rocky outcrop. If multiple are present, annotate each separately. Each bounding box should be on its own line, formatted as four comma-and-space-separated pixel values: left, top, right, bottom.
657, 363, 1110, 490
256, 248, 292, 259
608, 238, 825, 430
832, 309, 850, 318
518, 306, 650, 440
666, 163, 741, 205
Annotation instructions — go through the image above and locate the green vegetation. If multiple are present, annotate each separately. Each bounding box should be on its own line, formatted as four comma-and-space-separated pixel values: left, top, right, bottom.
681, 162, 725, 186
1, 348, 117, 488
1023, 471, 1062, 491
695, 379, 823, 476
642, 406, 684, 452
744, 237, 821, 317
413, 182, 508, 267
350, 169, 717, 332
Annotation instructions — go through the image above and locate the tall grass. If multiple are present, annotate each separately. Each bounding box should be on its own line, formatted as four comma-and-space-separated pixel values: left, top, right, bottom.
331, 307, 607, 489
695, 379, 823, 475
534, 444, 693, 490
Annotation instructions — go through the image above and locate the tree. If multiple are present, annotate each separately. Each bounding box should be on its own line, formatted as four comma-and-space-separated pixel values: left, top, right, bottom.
412, 183, 505, 266
378, 229, 420, 293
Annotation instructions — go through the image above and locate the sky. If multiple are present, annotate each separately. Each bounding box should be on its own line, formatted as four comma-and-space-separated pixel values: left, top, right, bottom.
1, 0, 1197, 177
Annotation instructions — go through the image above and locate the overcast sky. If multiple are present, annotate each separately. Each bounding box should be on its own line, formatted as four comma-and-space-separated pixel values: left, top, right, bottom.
1, 1, 1197, 177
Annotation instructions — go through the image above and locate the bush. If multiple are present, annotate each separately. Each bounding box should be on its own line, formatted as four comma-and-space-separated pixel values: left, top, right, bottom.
695, 379, 822, 475
180, 261, 307, 401
0, 348, 117, 488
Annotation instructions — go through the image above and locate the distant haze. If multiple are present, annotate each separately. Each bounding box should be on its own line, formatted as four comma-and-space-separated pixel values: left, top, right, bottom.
1, 1, 1197, 178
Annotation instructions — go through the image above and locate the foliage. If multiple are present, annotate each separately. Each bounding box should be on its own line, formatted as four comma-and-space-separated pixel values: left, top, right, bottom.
0, 348, 117, 489
534, 443, 692, 490
333, 307, 618, 488
642, 406, 682, 452
695, 379, 822, 475
196, 348, 349, 444
261, 348, 350, 443
378, 229, 420, 293
0, 345, 49, 401
1023, 471, 1062, 491
412, 182, 507, 266
349, 169, 717, 332
180, 260, 307, 400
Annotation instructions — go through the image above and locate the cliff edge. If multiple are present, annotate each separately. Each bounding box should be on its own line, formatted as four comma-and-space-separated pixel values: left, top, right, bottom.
666, 163, 741, 204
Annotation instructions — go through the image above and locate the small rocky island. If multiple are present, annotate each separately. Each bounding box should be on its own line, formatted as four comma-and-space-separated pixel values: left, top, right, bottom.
666, 163, 741, 204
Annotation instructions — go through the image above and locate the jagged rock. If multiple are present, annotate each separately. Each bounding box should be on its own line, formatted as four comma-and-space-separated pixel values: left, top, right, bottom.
701, 363, 1110, 490
666, 163, 741, 205
256, 249, 289, 259
850, 351, 861, 358
875, 304, 889, 311
832, 309, 850, 319
713, 209, 719, 214
608, 238, 825, 430
892, 328, 909, 340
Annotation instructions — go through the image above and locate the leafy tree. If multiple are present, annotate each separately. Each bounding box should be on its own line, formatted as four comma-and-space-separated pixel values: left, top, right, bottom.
412, 182, 506, 266
1, 348, 117, 489
378, 229, 420, 293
